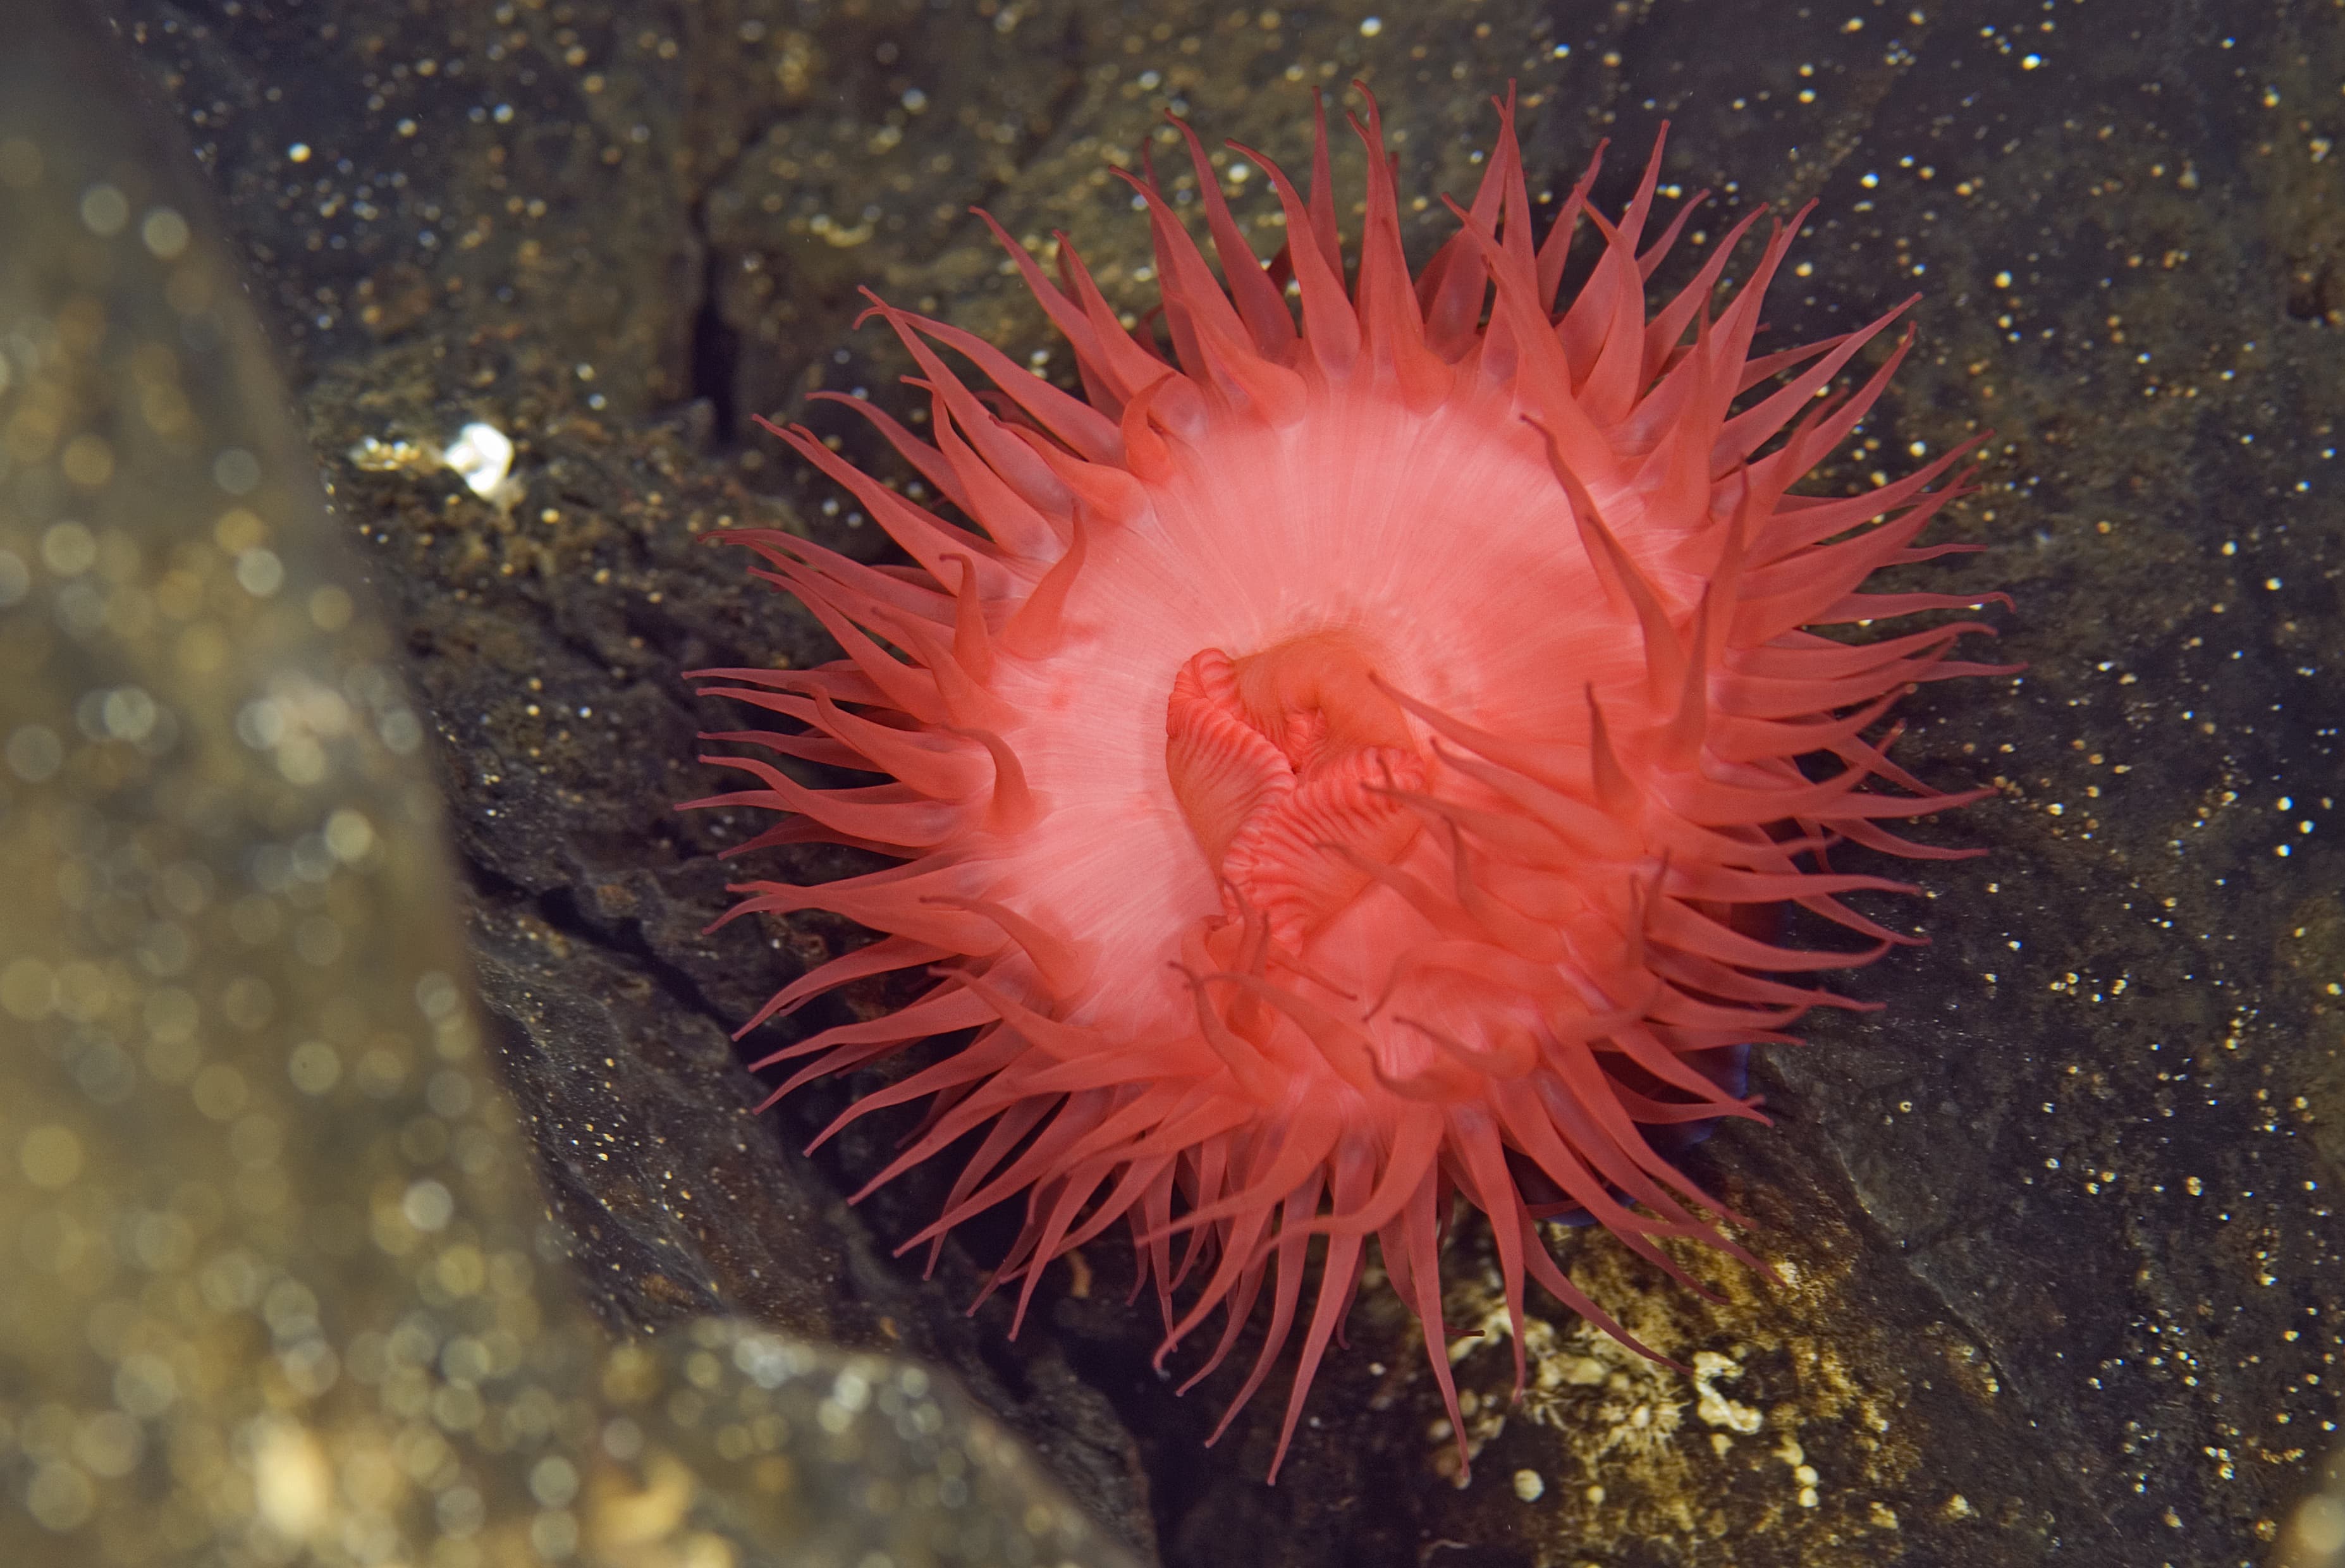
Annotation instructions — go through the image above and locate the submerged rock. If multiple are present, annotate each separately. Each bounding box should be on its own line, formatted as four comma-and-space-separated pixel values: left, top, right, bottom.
53, 0, 2345, 1563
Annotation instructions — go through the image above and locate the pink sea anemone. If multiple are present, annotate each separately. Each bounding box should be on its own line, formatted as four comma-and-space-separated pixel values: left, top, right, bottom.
686, 86, 2009, 1482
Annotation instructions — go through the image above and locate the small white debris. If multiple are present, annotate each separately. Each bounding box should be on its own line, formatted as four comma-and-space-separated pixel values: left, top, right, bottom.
442, 421, 518, 503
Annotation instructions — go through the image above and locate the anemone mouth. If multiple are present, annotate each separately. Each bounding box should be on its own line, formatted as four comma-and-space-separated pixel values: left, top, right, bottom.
684, 83, 2013, 1483
1166, 632, 1426, 950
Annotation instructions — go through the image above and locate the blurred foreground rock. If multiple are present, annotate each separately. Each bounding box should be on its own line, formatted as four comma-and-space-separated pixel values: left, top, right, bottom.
0, 9, 1132, 1566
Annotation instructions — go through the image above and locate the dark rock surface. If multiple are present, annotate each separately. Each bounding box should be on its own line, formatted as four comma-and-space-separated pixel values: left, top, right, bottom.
110, 0, 2344, 1564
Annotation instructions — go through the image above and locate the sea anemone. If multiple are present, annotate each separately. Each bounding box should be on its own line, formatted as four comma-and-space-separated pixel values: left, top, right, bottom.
686, 85, 2009, 1482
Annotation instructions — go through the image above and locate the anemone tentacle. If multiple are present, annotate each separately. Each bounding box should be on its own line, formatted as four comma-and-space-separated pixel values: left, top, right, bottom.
686, 84, 2011, 1483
